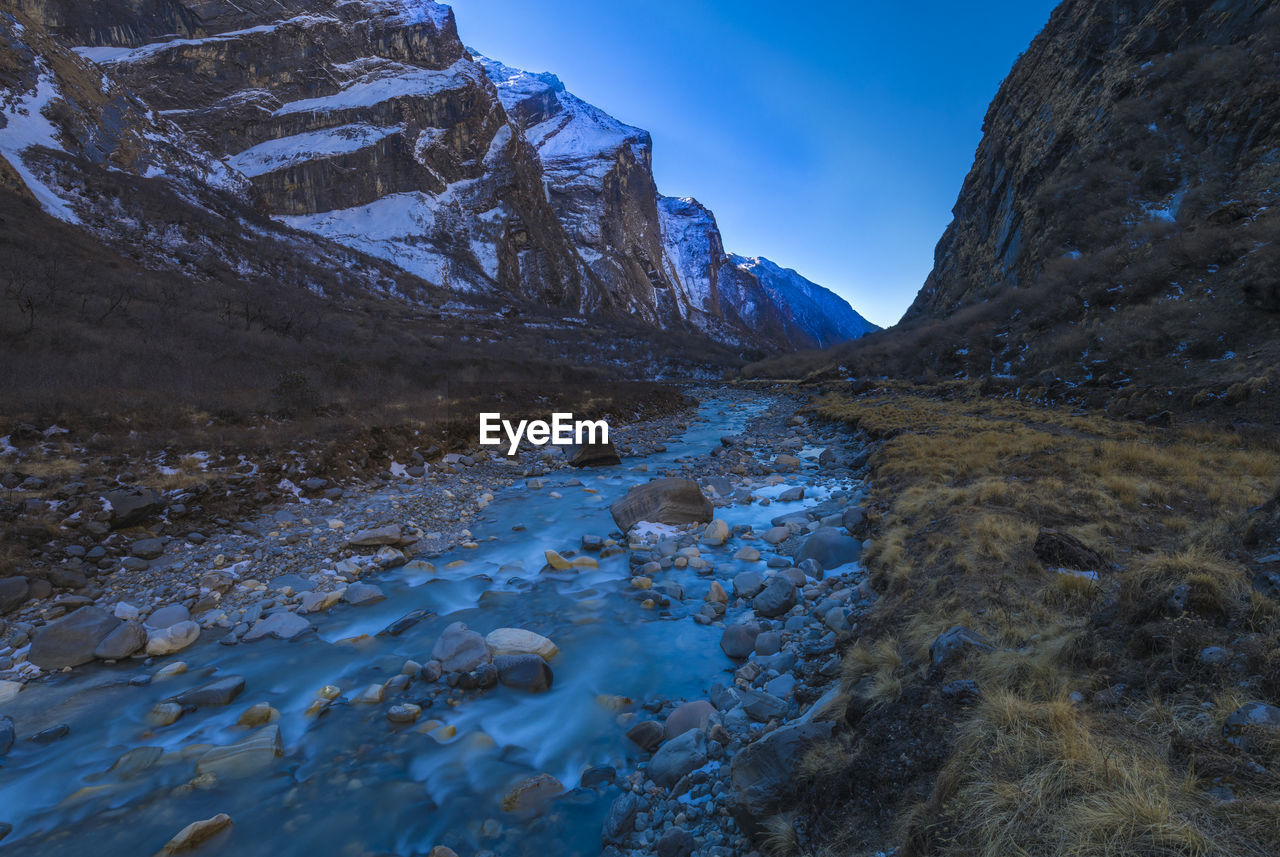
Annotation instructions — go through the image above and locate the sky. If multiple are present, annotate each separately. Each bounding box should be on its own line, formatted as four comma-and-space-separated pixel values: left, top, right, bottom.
448, 0, 1060, 328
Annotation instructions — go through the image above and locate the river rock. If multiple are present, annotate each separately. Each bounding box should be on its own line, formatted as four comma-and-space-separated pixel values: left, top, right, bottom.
739, 688, 788, 722
732, 570, 765, 599
130, 538, 164, 560
495, 654, 554, 692
761, 526, 790, 545
656, 827, 696, 857
841, 506, 865, 534
148, 702, 185, 727
146, 620, 201, 656
754, 630, 782, 656
501, 772, 564, 815
603, 792, 639, 843
753, 576, 797, 618
431, 622, 490, 672
544, 550, 573, 571
157, 813, 233, 856
146, 604, 190, 629
485, 628, 558, 660
102, 487, 162, 529
0, 716, 13, 755
796, 527, 862, 570
299, 590, 342, 614
730, 720, 833, 836
610, 478, 712, 531
664, 699, 715, 741
93, 620, 147, 659
0, 576, 29, 614
172, 675, 246, 707
700, 519, 730, 546
343, 583, 385, 605
626, 719, 664, 752
387, 703, 422, 724
347, 524, 402, 547
239, 611, 305, 642
567, 440, 621, 467
648, 728, 706, 787
196, 725, 283, 779
720, 621, 761, 659
28, 606, 121, 669
238, 703, 279, 727
778, 486, 805, 502
0, 682, 20, 705
705, 581, 728, 604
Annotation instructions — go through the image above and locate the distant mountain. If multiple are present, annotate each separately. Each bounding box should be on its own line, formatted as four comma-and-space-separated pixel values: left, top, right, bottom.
1, 0, 875, 354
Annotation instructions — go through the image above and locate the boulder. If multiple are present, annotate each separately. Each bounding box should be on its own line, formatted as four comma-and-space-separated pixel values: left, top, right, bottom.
343, 583, 385, 605
102, 487, 162, 529
647, 727, 706, 787
730, 721, 832, 837
145, 620, 201, 656
610, 478, 712, 532
431, 622, 490, 672
347, 524, 402, 547
130, 538, 164, 560
752, 576, 797, 618
1033, 528, 1103, 571
1223, 702, 1280, 749
626, 720, 664, 752
656, 827, 696, 857
494, 654, 554, 692
603, 793, 639, 843
739, 688, 788, 722
720, 621, 761, 659
929, 625, 995, 669
664, 699, 715, 741
567, 441, 621, 467
700, 519, 730, 546
93, 620, 147, 659
732, 570, 765, 599
0, 576, 29, 614
146, 604, 190, 629
28, 606, 121, 669
778, 486, 805, 502
795, 527, 862, 570
484, 628, 558, 661
243, 612, 311, 641
841, 506, 865, 534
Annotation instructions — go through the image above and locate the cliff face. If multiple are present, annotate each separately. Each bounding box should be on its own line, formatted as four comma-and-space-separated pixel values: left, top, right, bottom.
891, 0, 1280, 414
3, 0, 877, 352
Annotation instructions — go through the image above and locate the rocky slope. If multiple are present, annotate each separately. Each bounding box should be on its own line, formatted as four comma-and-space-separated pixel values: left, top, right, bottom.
2, 0, 875, 352
764, 0, 1280, 418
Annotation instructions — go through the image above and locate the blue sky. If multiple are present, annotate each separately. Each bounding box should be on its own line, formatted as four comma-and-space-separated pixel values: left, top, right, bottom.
449, 0, 1059, 327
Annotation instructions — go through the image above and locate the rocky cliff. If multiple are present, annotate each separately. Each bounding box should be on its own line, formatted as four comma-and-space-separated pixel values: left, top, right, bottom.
1, 0, 875, 352
886, 0, 1280, 415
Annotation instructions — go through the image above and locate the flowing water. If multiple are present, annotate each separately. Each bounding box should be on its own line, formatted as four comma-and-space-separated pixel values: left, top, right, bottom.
0, 394, 857, 855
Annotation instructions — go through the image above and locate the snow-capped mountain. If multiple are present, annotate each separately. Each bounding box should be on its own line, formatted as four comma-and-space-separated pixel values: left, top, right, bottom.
2, 0, 876, 351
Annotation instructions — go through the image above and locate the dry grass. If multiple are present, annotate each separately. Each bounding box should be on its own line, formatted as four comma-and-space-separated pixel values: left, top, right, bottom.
794, 382, 1280, 857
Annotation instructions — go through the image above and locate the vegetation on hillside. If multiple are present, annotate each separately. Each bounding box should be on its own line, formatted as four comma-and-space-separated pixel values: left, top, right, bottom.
784, 381, 1280, 857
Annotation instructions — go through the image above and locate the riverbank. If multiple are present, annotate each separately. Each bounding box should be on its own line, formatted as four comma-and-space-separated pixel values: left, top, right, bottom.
785, 380, 1280, 857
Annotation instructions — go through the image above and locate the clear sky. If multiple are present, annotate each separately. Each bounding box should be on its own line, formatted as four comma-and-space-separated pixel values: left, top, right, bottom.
448, 0, 1060, 328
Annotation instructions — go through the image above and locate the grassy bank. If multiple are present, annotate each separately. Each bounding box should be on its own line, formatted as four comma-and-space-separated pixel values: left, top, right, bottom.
792, 381, 1280, 857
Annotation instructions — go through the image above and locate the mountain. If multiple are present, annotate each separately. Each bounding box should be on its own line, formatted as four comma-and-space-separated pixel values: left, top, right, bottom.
474, 52, 879, 350
2, 0, 875, 353
753, 0, 1280, 420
